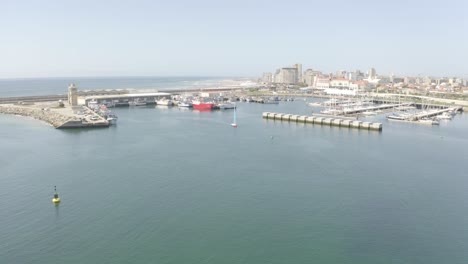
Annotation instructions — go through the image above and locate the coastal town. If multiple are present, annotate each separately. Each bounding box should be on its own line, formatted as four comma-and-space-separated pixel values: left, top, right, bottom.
0, 68, 465, 130
259, 63, 468, 103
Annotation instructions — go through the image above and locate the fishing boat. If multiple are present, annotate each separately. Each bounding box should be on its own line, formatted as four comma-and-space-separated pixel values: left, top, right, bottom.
106, 114, 118, 125
192, 100, 214, 110
419, 118, 439, 125
178, 101, 192, 108
129, 99, 147, 106
156, 98, 174, 106
231, 107, 237, 127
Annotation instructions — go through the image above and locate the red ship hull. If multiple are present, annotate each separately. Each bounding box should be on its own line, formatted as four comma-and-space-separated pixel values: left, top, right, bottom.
192, 103, 214, 110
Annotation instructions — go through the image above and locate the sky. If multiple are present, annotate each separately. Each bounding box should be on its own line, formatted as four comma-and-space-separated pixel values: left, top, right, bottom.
1, 0, 467, 78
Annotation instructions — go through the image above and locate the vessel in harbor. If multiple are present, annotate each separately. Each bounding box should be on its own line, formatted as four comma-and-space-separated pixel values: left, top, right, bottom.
218, 102, 236, 109
156, 98, 174, 106
129, 99, 147, 106
192, 100, 214, 110
178, 101, 193, 108
386, 114, 407, 121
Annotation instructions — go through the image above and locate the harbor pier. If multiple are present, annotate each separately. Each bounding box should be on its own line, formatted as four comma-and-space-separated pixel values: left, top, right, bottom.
262, 112, 383, 131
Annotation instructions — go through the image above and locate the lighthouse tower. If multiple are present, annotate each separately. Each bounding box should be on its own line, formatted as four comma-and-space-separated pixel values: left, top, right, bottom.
68, 83, 78, 106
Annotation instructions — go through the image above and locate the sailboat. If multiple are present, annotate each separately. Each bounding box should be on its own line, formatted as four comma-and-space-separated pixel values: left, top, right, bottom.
231, 107, 237, 127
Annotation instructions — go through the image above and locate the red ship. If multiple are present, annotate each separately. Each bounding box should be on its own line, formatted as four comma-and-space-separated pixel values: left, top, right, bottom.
192, 100, 214, 110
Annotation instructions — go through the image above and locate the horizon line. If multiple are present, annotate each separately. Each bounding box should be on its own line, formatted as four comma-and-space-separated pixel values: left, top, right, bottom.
0, 75, 256, 81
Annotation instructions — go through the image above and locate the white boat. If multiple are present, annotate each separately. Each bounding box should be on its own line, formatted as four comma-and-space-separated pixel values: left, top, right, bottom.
218, 102, 236, 109
419, 118, 439, 125
178, 101, 192, 107
386, 114, 406, 121
435, 112, 452, 120
129, 99, 147, 106
107, 116, 118, 125
308, 102, 322, 107
156, 98, 174, 106
320, 109, 343, 115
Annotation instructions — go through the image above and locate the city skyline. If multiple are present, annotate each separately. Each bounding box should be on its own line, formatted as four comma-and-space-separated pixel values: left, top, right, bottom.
1, 0, 467, 78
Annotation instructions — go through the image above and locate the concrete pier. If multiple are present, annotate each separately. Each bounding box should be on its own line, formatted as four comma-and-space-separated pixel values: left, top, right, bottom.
263, 112, 383, 131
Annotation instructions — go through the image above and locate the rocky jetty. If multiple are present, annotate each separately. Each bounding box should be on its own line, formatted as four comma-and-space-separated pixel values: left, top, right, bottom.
0, 105, 70, 128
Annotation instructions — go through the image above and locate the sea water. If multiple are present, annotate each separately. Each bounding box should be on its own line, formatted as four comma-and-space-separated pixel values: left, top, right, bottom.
0, 78, 467, 264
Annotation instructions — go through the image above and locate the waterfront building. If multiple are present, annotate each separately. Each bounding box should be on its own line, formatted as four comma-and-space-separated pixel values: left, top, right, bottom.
330, 78, 350, 88
315, 78, 330, 89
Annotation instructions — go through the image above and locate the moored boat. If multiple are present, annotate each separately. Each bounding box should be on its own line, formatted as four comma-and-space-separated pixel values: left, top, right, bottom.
386, 114, 407, 121
192, 100, 214, 110
178, 101, 193, 107
419, 118, 439, 125
156, 98, 174, 106
218, 102, 236, 109
129, 99, 147, 106
435, 112, 452, 120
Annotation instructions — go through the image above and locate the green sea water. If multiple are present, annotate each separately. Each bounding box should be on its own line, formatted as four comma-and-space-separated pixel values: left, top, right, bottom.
1, 101, 467, 264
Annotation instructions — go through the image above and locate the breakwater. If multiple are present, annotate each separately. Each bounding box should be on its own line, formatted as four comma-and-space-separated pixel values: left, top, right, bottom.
262, 112, 383, 131
0, 104, 109, 129
0, 105, 71, 127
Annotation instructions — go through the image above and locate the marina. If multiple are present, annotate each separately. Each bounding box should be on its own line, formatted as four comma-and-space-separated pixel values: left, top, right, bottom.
0, 83, 464, 130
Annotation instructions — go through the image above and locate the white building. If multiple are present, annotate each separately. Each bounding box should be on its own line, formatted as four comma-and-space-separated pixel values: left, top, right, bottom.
330, 78, 350, 88
315, 78, 330, 89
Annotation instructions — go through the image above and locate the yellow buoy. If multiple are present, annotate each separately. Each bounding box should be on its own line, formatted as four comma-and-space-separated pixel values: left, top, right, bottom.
52, 186, 61, 204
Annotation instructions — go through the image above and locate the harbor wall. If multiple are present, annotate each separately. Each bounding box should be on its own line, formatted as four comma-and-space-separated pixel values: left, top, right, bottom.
262, 112, 383, 131
0, 105, 109, 129
0, 105, 70, 127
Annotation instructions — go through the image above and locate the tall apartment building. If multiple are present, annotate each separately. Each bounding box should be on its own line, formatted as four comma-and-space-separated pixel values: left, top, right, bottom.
293, 63, 302, 83
272, 67, 297, 84
368, 68, 377, 79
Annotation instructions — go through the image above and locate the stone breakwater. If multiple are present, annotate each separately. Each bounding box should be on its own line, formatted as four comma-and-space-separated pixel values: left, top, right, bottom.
0, 105, 70, 128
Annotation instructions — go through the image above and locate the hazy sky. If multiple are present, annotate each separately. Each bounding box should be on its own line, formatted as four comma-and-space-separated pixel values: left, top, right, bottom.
1, 0, 467, 78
